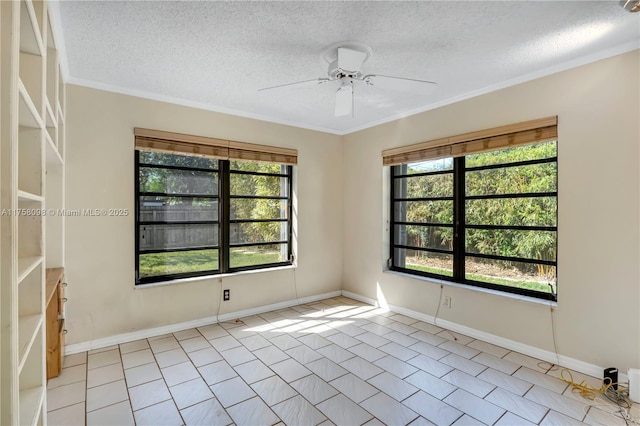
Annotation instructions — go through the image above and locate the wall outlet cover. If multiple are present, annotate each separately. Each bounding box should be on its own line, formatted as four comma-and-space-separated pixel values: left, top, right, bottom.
443, 296, 452, 308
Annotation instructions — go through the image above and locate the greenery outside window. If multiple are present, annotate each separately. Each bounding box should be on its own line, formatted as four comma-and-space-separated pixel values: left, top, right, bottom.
137, 152, 220, 281
387, 118, 558, 301
136, 151, 293, 284
228, 160, 292, 269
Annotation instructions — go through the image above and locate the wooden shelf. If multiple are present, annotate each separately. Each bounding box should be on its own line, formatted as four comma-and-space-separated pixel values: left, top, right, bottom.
44, 131, 55, 149
17, 256, 43, 284
19, 1, 44, 56
47, 14, 57, 50
57, 101, 64, 124
3, 1, 66, 422
58, 65, 65, 111
18, 81, 43, 129
18, 314, 43, 372
19, 386, 44, 426
45, 133, 63, 166
46, 268, 64, 305
47, 49, 58, 103
45, 100, 56, 128
17, 190, 44, 203
46, 268, 65, 378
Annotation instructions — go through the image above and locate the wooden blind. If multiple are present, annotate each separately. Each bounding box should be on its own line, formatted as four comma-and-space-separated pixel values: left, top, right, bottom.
382, 116, 557, 166
134, 128, 298, 165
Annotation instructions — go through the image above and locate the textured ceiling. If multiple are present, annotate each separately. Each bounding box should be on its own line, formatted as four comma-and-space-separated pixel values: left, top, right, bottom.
55, 1, 639, 134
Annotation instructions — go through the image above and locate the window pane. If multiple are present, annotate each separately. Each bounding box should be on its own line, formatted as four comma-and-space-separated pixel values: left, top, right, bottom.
465, 197, 556, 227
465, 257, 556, 293
230, 173, 289, 197
230, 244, 287, 268
139, 151, 218, 169
230, 222, 288, 245
139, 167, 218, 195
394, 173, 453, 198
394, 200, 453, 224
397, 158, 454, 175
394, 248, 453, 276
466, 229, 556, 261
394, 225, 453, 251
139, 249, 218, 278
465, 141, 556, 168
139, 197, 218, 222
231, 199, 288, 220
230, 160, 285, 174
139, 224, 218, 251
466, 162, 556, 196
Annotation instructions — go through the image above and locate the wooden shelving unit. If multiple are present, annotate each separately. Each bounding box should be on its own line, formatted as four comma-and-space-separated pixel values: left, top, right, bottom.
1, 0, 66, 424
45, 268, 65, 379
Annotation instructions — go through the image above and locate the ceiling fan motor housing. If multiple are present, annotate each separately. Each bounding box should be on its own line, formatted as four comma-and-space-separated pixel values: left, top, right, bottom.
321, 41, 373, 79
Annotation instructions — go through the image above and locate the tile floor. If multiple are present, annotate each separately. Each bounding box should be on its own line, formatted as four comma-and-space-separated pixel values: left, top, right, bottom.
46, 296, 638, 426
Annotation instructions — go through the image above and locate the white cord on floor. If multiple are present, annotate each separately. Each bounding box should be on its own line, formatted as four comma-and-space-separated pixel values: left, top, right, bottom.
432, 284, 457, 341
216, 277, 223, 321
292, 265, 300, 305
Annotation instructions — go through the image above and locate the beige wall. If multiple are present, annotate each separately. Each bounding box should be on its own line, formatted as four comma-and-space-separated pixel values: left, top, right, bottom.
342, 50, 640, 372
65, 86, 343, 344
66, 51, 639, 373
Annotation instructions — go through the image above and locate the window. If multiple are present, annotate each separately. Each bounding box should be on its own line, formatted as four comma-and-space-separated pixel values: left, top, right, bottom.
386, 118, 558, 301
227, 160, 292, 269
137, 152, 221, 281
134, 129, 295, 284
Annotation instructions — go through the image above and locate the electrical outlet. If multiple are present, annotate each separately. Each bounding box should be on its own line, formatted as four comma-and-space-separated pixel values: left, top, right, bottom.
223, 289, 230, 301
443, 296, 452, 308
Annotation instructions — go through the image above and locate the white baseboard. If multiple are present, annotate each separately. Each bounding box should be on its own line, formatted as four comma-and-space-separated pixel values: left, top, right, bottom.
341, 290, 619, 381
341, 290, 380, 307
217, 291, 341, 322
65, 315, 218, 355
66, 287, 617, 382
65, 290, 341, 355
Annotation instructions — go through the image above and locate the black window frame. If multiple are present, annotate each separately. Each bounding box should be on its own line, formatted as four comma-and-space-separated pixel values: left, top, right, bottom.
390, 144, 558, 301
135, 150, 293, 285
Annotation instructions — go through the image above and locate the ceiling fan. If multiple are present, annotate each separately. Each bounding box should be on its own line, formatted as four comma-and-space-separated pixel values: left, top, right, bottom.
259, 41, 437, 117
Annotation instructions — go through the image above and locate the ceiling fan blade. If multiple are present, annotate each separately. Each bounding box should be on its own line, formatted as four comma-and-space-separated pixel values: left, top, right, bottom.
338, 47, 367, 73
258, 78, 331, 92
362, 74, 437, 94
335, 80, 353, 117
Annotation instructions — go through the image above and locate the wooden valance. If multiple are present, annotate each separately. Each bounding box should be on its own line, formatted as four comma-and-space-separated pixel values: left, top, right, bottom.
134, 128, 298, 165
382, 116, 557, 166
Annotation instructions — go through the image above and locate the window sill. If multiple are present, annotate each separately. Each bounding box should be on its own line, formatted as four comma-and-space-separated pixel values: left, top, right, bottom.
135, 264, 297, 289
384, 269, 557, 307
